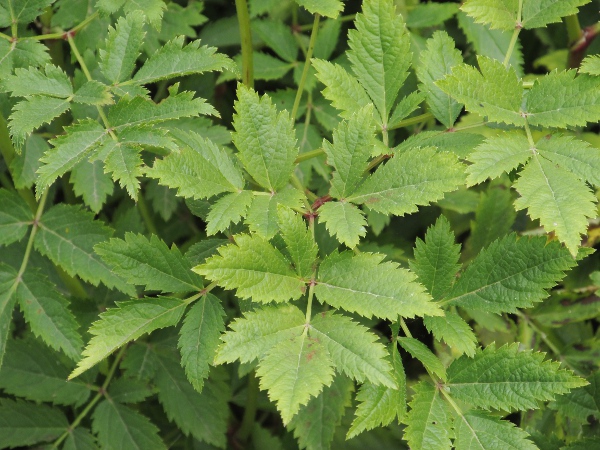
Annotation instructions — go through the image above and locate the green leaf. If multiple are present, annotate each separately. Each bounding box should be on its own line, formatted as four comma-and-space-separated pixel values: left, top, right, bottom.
277, 206, 318, 279
206, 191, 254, 235
407, 2, 459, 28
103, 142, 143, 199
0, 0, 54, 26
214, 304, 305, 364
387, 91, 426, 129
0, 39, 50, 78
253, 19, 298, 63
108, 378, 154, 404
178, 294, 225, 392
288, 375, 353, 450
525, 71, 600, 127
246, 187, 305, 239
131, 36, 233, 85
551, 371, 600, 422
219, 51, 294, 83
0, 274, 17, 370
325, 105, 375, 199
4, 64, 72, 98
444, 234, 577, 313
63, 427, 97, 450
9, 96, 72, 148
436, 56, 524, 125
96, 0, 166, 30
446, 343, 588, 410
37, 120, 108, 195
349, 147, 465, 216
232, 85, 298, 191
454, 410, 537, 450
461, 0, 518, 30
537, 134, 600, 186
315, 251, 441, 319
95, 233, 203, 293
410, 215, 461, 300
521, 0, 590, 29
10, 134, 48, 190
256, 332, 335, 424
69, 297, 189, 379
72, 81, 113, 105
417, 31, 464, 128
347, 0, 411, 123
196, 234, 306, 303
70, 159, 114, 213
34, 204, 133, 295
424, 312, 478, 358
0, 189, 33, 246
0, 338, 90, 406
0, 399, 68, 448
294, 0, 343, 18
466, 131, 531, 186
310, 312, 396, 387
347, 345, 406, 438
398, 337, 447, 381
99, 12, 145, 84
404, 381, 453, 450
92, 400, 166, 450
513, 156, 597, 256
318, 201, 367, 249
580, 55, 600, 75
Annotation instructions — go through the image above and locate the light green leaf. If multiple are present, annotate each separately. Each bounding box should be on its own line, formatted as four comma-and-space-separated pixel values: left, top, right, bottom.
96, 0, 165, 30
315, 251, 441, 319
446, 343, 588, 410
256, 332, 335, 424
537, 134, 600, 186
424, 312, 478, 358
214, 304, 305, 365
4, 64, 72, 97
310, 312, 396, 387
454, 410, 537, 449
522, 0, 590, 29
253, 19, 298, 63
387, 91, 426, 129
206, 191, 254, 235
404, 381, 453, 450
407, 2, 459, 28
466, 131, 531, 186
444, 234, 577, 313
70, 297, 189, 379
325, 105, 375, 199
95, 233, 203, 293
232, 85, 297, 191
0, 0, 54, 26
0, 189, 33, 246
70, 159, 114, 213
294, 0, 343, 18
0, 399, 68, 449
318, 201, 367, 249
417, 31, 464, 128
72, 81, 113, 105
9, 96, 72, 148
92, 400, 166, 450
347, 0, 411, 123
349, 147, 465, 216
132, 36, 233, 85
34, 204, 134, 295
103, 142, 143, 199
120, 126, 177, 152
513, 156, 597, 256
437, 56, 524, 125
461, 0, 518, 30
580, 55, 600, 75
398, 336, 447, 381
99, 12, 145, 84
551, 371, 600, 422
178, 294, 225, 392
196, 234, 306, 303
525, 71, 600, 127
289, 375, 353, 450
397, 130, 484, 159
347, 345, 406, 438
277, 206, 318, 279
410, 216, 461, 300
246, 188, 305, 239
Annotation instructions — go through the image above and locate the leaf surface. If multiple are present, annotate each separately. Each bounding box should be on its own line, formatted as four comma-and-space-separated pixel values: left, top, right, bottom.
318, 201, 367, 249
0, 189, 32, 246
454, 410, 537, 449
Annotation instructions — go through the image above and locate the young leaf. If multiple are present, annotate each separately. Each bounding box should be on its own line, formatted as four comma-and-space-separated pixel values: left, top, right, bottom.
99, 12, 145, 84
196, 234, 306, 303
288, 374, 353, 450
256, 333, 335, 424
34, 204, 134, 295
294, 0, 343, 18
347, 0, 411, 124
444, 234, 577, 313
349, 147, 465, 216
398, 337, 447, 381
214, 304, 306, 365
513, 156, 597, 256
446, 343, 588, 410
315, 251, 441, 319
424, 312, 478, 358
404, 381, 453, 450
178, 294, 225, 392
96, 233, 203, 293
410, 215, 461, 300
454, 410, 537, 449
92, 400, 166, 450
206, 191, 254, 235
318, 201, 367, 249
436, 56, 524, 126
232, 85, 298, 191
347, 345, 406, 438
0, 189, 33, 246
69, 297, 189, 379
417, 31, 464, 128
277, 206, 318, 279
310, 312, 396, 387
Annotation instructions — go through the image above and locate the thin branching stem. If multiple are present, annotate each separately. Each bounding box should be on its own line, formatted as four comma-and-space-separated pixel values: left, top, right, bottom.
291, 14, 320, 123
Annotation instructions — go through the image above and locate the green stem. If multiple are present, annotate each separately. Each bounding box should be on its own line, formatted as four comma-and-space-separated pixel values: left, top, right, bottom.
137, 194, 159, 236
237, 371, 259, 442
291, 14, 320, 123
564, 14, 583, 45
304, 217, 317, 324
399, 318, 413, 338
503, 27, 521, 68
523, 120, 535, 147
235, 0, 254, 88
295, 148, 324, 164
26, 12, 99, 41
0, 32, 10, 40
388, 112, 433, 131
